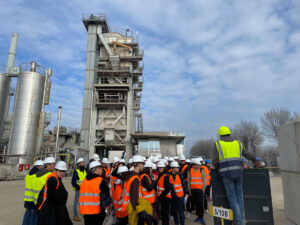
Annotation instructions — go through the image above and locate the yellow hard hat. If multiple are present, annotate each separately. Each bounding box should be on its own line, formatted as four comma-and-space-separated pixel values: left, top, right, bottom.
218, 126, 231, 136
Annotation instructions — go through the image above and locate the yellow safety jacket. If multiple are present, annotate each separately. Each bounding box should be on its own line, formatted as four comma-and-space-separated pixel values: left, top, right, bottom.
24, 174, 36, 202
215, 140, 243, 178
72, 169, 87, 190
32, 172, 51, 204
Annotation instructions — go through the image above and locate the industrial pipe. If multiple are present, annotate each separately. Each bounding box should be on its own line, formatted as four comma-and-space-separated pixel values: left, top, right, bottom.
54, 106, 62, 160
6, 32, 19, 72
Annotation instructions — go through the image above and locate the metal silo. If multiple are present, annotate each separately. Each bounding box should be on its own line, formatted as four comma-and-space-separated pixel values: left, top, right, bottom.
0, 71, 10, 138
8, 62, 46, 165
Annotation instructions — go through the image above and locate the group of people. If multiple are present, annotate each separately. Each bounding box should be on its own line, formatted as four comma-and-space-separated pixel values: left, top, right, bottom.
22, 126, 263, 225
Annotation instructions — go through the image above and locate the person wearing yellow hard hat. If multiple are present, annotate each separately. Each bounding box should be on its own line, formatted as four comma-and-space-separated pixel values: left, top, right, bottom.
212, 126, 263, 225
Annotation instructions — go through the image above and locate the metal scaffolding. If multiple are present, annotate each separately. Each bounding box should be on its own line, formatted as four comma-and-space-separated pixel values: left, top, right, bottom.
80, 14, 144, 159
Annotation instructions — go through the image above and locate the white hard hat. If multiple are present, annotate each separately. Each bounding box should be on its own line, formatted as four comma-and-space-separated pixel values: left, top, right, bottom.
113, 157, 120, 163
190, 158, 196, 164
76, 158, 84, 164
92, 154, 100, 161
179, 154, 186, 161
117, 166, 128, 174
170, 161, 180, 168
198, 157, 204, 162
195, 158, 202, 165
132, 155, 144, 163
44, 157, 55, 164
152, 163, 157, 170
148, 156, 153, 161
89, 161, 101, 170
34, 160, 44, 166
164, 156, 169, 161
128, 158, 133, 164
152, 156, 159, 163
174, 156, 179, 160
157, 161, 166, 168
186, 159, 190, 163
144, 160, 153, 168
55, 161, 67, 171
119, 159, 125, 164
143, 156, 146, 161
168, 157, 174, 162
102, 158, 110, 164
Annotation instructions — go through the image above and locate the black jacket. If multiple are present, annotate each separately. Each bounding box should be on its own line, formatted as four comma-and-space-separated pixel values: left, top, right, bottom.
37, 176, 72, 225
157, 171, 171, 200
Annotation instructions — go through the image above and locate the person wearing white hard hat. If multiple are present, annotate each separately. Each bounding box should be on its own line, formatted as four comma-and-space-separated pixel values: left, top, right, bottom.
112, 166, 129, 224
179, 155, 189, 180
174, 156, 179, 162
119, 159, 126, 166
22, 160, 44, 225
200, 159, 211, 214
71, 158, 87, 222
187, 158, 206, 224
101, 157, 111, 182
140, 161, 158, 224
92, 153, 100, 161
120, 155, 152, 224
32, 157, 56, 208
169, 161, 188, 225
157, 160, 172, 225
80, 161, 112, 225
37, 161, 72, 225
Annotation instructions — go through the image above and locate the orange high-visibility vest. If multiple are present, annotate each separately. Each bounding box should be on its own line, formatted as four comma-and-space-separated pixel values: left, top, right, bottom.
181, 164, 188, 174
113, 182, 128, 218
104, 167, 111, 179
169, 174, 184, 198
207, 168, 211, 184
201, 165, 210, 186
38, 173, 59, 210
121, 175, 142, 212
140, 173, 155, 204
157, 174, 171, 199
79, 177, 102, 215
190, 168, 204, 190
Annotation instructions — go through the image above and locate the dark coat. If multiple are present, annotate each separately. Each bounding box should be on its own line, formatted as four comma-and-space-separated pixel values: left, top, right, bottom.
37, 176, 72, 225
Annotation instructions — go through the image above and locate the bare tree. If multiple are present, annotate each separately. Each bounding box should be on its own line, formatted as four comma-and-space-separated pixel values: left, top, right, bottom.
260, 108, 294, 141
190, 138, 215, 158
232, 120, 264, 154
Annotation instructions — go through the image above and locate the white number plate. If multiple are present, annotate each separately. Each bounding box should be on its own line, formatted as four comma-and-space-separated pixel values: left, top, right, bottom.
210, 206, 233, 220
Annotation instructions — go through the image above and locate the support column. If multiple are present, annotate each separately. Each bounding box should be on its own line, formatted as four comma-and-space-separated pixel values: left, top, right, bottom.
80, 25, 99, 157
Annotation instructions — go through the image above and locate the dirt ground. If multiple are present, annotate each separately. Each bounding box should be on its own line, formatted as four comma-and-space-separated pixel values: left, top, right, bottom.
0, 174, 285, 225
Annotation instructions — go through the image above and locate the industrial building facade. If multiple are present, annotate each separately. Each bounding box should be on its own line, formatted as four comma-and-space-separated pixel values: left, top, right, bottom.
80, 14, 144, 158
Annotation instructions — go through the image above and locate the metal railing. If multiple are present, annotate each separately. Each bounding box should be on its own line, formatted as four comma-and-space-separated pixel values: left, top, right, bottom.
82, 13, 107, 21
19, 63, 46, 75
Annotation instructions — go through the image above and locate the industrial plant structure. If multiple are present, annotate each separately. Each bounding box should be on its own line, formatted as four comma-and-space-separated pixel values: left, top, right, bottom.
80, 14, 144, 159
0, 33, 52, 169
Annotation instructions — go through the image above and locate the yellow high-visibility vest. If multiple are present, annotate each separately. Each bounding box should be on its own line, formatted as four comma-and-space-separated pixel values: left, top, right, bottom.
32, 172, 51, 204
24, 174, 36, 202
72, 169, 87, 190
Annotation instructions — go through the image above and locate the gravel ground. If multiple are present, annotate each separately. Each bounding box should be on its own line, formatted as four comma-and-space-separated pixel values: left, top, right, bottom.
0, 174, 285, 225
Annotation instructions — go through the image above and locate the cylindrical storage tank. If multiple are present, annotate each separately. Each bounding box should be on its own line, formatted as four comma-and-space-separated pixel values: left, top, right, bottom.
0, 72, 10, 138
8, 66, 45, 165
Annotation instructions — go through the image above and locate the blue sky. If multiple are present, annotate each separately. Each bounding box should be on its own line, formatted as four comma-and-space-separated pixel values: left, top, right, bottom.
0, 0, 300, 151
